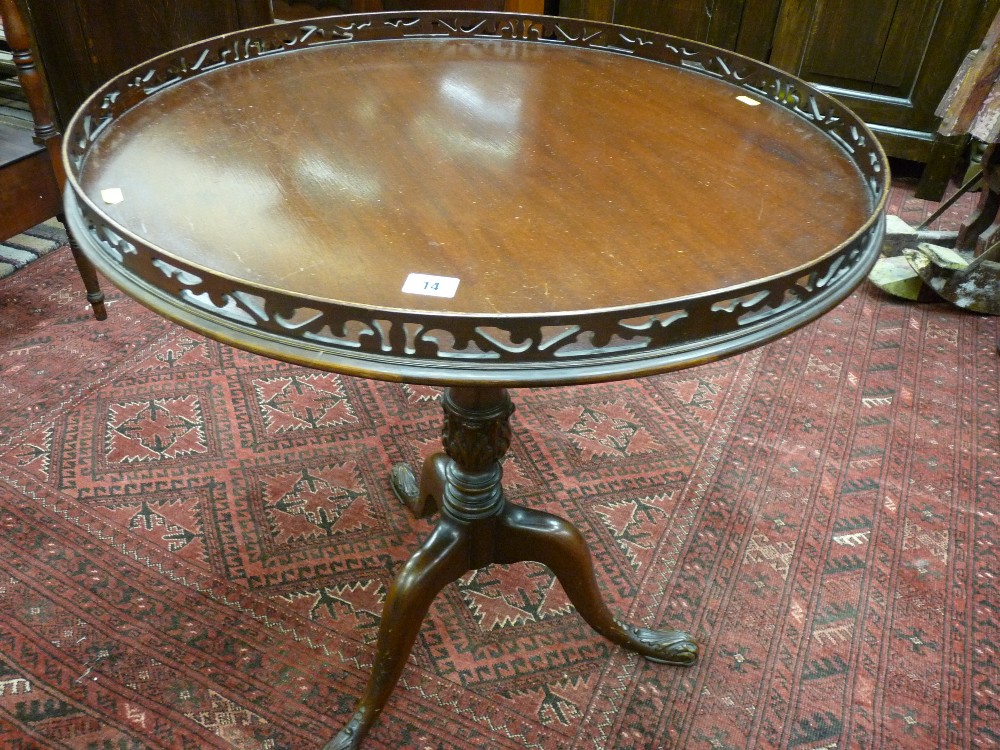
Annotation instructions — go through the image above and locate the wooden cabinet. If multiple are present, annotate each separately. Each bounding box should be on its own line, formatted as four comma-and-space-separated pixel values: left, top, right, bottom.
25, 0, 550, 129
559, 0, 1000, 196
20, 0, 272, 127
555, 0, 784, 57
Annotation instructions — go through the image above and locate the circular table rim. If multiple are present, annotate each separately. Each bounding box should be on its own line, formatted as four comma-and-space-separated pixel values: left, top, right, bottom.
62, 10, 889, 387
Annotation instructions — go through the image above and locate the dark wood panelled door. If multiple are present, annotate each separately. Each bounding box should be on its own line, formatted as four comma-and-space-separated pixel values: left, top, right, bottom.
768, 0, 998, 162
611, 0, 748, 49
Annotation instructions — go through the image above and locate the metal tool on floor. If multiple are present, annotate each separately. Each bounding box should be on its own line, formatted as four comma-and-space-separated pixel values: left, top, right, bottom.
870, 8, 1000, 318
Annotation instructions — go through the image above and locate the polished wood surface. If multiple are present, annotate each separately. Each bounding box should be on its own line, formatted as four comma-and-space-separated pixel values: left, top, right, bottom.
326, 384, 696, 750
0, 141, 58, 240
65, 14, 886, 386
78, 38, 870, 317
273, 0, 539, 16
559, 0, 1000, 199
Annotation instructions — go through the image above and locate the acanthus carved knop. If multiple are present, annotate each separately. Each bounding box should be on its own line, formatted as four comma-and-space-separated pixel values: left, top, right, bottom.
441, 406, 513, 472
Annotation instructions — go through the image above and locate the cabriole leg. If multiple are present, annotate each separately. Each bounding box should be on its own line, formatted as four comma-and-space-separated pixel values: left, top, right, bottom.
323, 520, 468, 750
495, 503, 698, 665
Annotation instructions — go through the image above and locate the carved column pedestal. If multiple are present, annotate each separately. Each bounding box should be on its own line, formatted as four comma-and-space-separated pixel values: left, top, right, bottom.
325, 386, 698, 750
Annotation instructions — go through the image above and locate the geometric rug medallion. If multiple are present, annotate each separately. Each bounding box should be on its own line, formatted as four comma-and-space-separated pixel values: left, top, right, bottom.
0, 248, 997, 749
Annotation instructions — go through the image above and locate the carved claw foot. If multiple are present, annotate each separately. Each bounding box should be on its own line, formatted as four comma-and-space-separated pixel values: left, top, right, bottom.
618, 622, 699, 665
390, 454, 447, 519
390, 463, 420, 510
390, 463, 435, 518
322, 713, 367, 750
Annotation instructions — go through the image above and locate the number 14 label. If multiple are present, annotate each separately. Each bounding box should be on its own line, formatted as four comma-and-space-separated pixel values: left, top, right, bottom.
401, 273, 460, 299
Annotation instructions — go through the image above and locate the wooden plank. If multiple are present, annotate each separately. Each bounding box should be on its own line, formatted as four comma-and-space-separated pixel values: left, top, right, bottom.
273, 1, 536, 16
614, 0, 712, 40
970, 76, 1000, 142
795, 0, 898, 88
872, 0, 939, 92
937, 7, 1000, 137
557, 0, 612, 22
735, 0, 782, 60
233, 0, 272, 26
767, 0, 814, 73
505, 0, 545, 12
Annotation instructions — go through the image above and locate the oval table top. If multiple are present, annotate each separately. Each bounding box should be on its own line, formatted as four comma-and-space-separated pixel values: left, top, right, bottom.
64, 12, 888, 386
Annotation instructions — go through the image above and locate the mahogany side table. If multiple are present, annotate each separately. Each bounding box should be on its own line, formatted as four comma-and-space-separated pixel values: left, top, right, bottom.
62, 12, 888, 748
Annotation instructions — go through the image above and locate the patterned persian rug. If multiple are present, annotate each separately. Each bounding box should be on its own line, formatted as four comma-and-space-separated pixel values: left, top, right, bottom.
0, 220, 67, 281
0, 248, 997, 749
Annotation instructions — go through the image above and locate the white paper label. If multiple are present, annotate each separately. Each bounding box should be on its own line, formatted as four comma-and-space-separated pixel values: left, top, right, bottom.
101, 188, 125, 204
736, 95, 761, 106
401, 273, 460, 298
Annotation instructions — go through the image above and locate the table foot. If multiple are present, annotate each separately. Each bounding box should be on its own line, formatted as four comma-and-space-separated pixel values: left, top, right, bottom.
615, 624, 699, 665
322, 714, 366, 750
390, 454, 446, 519
495, 504, 698, 666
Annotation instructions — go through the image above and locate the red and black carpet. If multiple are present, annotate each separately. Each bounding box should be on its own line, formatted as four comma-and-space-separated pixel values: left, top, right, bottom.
0, 247, 997, 749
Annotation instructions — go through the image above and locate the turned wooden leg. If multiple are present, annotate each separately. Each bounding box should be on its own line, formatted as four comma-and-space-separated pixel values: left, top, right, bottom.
323, 519, 469, 750
327, 387, 511, 748
60, 216, 107, 320
495, 503, 698, 665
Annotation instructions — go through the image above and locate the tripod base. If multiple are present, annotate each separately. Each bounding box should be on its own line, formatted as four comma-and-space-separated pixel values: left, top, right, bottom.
324, 387, 697, 750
